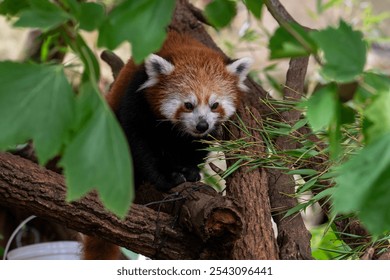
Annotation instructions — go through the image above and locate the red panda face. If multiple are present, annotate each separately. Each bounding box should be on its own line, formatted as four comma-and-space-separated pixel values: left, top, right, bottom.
139, 52, 252, 138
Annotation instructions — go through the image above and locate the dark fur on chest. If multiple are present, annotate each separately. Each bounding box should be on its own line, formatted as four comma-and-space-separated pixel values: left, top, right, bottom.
117, 68, 210, 191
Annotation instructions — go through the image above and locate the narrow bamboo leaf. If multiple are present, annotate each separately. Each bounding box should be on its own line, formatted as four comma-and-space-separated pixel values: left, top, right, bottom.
0, 62, 75, 164
297, 178, 317, 194
286, 169, 318, 176
291, 119, 308, 132
328, 114, 342, 160
60, 84, 134, 218
284, 149, 319, 158
310, 20, 366, 82
312, 188, 334, 201
284, 202, 311, 218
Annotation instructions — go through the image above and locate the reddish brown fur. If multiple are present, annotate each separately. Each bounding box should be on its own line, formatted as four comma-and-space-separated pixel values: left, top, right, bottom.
89, 31, 242, 260
105, 59, 136, 112
105, 31, 243, 114
144, 31, 242, 118
82, 236, 122, 260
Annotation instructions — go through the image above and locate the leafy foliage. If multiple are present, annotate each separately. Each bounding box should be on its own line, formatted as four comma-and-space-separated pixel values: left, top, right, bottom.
60, 84, 133, 218
203, 0, 390, 252
0, 0, 168, 217
333, 133, 390, 236
14, 0, 71, 31
204, 0, 237, 29
305, 84, 338, 132
0, 62, 75, 164
310, 20, 367, 83
269, 23, 317, 59
98, 0, 175, 63
0, 0, 389, 255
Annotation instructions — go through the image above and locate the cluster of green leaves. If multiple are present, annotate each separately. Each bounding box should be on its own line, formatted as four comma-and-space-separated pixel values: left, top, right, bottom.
0, 0, 175, 217
269, 19, 390, 236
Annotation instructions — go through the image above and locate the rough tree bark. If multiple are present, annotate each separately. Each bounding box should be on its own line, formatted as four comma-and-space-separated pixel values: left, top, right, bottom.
0, 153, 243, 259
0, 0, 315, 259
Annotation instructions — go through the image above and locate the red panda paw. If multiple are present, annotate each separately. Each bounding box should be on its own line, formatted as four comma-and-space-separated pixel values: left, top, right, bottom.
180, 167, 201, 182
154, 172, 186, 191
170, 171, 187, 186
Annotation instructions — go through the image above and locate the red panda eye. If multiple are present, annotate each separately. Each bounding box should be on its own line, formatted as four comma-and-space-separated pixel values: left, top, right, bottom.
211, 102, 219, 110
184, 102, 194, 110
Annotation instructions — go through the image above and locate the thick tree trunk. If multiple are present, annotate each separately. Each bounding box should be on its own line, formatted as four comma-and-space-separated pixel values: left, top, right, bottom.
268, 57, 312, 259
225, 105, 279, 259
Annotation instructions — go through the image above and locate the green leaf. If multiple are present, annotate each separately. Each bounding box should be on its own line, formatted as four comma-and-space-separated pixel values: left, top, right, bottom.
65, 34, 100, 82
291, 118, 308, 132
0, 0, 29, 15
364, 88, 390, 144
98, 0, 175, 63
312, 188, 334, 201
269, 23, 317, 59
310, 20, 366, 82
311, 224, 347, 260
243, 0, 263, 19
286, 169, 318, 176
204, 0, 237, 29
306, 84, 338, 131
284, 201, 311, 218
339, 104, 355, 125
60, 84, 134, 218
78, 2, 105, 31
14, 0, 71, 31
0, 62, 75, 164
61, 0, 81, 15
328, 110, 342, 160
355, 72, 390, 103
333, 133, 390, 235
297, 178, 317, 194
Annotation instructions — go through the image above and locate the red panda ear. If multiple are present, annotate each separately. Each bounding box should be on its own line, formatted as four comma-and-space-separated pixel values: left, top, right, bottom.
226, 57, 253, 91
139, 54, 175, 91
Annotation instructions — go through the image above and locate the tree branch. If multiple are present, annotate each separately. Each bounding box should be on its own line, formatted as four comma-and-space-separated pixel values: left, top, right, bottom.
0, 152, 242, 259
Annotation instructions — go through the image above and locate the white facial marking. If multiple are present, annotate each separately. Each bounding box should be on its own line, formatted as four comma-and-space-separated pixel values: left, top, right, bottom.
180, 93, 234, 137
138, 54, 174, 91
219, 96, 236, 120
160, 91, 237, 137
160, 95, 182, 119
182, 103, 218, 137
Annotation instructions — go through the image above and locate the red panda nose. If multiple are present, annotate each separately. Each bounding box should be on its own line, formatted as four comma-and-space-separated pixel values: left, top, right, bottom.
196, 120, 209, 133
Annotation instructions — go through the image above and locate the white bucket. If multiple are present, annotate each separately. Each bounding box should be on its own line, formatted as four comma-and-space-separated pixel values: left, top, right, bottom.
7, 241, 81, 260
3, 215, 81, 260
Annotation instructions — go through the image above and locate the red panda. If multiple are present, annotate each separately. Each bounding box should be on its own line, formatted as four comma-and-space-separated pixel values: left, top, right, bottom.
83, 31, 252, 259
